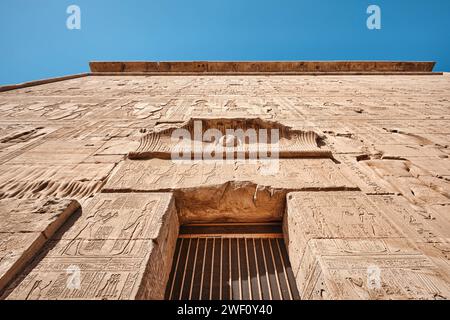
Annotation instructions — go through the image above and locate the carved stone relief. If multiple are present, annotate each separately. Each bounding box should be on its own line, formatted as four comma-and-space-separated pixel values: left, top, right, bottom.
2, 193, 178, 300
129, 118, 331, 160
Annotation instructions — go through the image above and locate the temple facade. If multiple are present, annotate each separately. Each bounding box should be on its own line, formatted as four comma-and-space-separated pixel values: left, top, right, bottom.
0, 61, 449, 300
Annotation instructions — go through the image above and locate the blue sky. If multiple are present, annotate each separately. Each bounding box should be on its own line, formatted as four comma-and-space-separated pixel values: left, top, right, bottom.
0, 0, 449, 85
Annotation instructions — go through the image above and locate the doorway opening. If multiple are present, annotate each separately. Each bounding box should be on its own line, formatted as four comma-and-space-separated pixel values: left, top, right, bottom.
165, 223, 300, 300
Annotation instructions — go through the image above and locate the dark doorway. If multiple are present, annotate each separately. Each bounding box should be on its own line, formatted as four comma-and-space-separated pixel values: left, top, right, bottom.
165, 223, 300, 300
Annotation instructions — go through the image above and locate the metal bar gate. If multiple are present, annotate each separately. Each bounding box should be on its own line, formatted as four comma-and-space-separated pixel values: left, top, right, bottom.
165, 224, 300, 300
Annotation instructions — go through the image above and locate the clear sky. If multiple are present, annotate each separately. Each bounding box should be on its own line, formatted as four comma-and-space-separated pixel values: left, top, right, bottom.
0, 0, 449, 85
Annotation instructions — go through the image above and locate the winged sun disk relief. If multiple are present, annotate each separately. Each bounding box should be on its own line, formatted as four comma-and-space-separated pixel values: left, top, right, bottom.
129, 118, 331, 160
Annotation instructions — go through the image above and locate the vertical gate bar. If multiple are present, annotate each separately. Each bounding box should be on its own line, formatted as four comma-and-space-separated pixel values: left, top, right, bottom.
220, 238, 223, 300
277, 238, 301, 300
188, 239, 200, 300
255, 238, 270, 300
228, 238, 232, 300
260, 238, 273, 300
268, 238, 283, 299
237, 238, 242, 300
264, 239, 283, 300
211, 238, 222, 300
179, 238, 192, 300
191, 238, 206, 300
199, 238, 208, 300
253, 238, 263, 300
275, 238, 293, 300
209, 238, 215, 300
170, 238, 190, 300
167, 238, 183, 300
180, 238, 198, 299
244, 238, 252, 300
230, 238, 240, 300
201, 237, 214, 300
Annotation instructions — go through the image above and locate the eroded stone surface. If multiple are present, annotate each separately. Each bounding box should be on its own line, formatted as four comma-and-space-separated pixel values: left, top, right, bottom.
104, 158, 356, 223
0, 69, 449, 300
104, 158, 355, 192
129, 118, 331, 160
2, 193, 178, 300
89, 61, 437, 73
0, 198, 80, 294
300, 239, 448, 300
284, 192, 450, 300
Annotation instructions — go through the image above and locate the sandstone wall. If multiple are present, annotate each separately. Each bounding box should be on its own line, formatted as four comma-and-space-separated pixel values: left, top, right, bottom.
0, 71, 448, 299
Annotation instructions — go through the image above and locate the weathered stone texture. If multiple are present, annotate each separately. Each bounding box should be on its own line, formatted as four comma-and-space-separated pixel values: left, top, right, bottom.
89, 61, 437, 74
0, 198, 80, 293
2, 193, 178, 300
284, 192, 450, 300
0, 66, 449, 300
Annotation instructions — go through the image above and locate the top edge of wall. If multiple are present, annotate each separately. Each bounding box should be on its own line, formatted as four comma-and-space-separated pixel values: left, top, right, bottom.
89, 61, 437, 73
